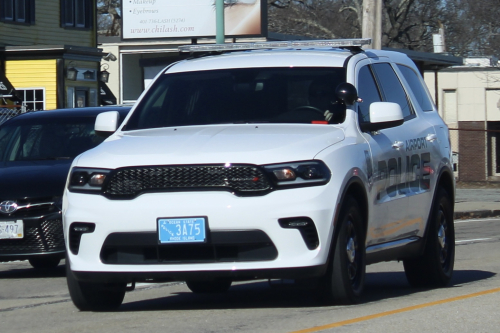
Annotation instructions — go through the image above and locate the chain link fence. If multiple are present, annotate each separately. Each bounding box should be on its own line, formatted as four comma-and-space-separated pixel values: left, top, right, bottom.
0, 103, 28, 125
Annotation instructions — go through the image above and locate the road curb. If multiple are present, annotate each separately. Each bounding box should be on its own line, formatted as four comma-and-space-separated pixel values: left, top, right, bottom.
454, 210, 500, 219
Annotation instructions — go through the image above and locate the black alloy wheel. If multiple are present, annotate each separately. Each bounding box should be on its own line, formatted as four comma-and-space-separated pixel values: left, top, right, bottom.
403, 187, 455, 287
66, 263, 126, 311
321, 195, 366, 304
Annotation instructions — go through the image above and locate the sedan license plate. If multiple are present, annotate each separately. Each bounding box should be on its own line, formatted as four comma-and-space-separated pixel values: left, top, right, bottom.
158, 217, 206, 244
0, 220, 24, 239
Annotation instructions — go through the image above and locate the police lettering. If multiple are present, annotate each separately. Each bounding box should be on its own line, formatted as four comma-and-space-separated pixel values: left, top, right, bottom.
377, 152, 431, 198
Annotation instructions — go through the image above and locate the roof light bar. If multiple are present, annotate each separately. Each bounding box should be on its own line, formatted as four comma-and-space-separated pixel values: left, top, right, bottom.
178, 38, 372, 53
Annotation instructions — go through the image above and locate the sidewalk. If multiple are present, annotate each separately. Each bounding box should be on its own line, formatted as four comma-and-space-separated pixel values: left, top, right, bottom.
454, 188, 500, 219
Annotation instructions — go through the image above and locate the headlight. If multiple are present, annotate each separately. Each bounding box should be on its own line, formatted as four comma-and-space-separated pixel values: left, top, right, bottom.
68, 167, 111, 193
263, 161, 331, 188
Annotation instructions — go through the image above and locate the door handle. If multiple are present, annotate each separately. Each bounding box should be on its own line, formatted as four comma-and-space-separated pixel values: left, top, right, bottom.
426, 133, 437, 142
392, 141, 404, 150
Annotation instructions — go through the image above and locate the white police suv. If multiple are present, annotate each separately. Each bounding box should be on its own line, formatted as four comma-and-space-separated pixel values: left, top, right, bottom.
64, 39, 455, 310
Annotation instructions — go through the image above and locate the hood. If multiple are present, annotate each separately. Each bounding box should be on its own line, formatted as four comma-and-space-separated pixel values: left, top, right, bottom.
0, 160, 72, 200
76, 124, 345, 168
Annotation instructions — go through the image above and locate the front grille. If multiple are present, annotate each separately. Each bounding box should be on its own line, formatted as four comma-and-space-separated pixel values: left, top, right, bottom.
0, 197, 59, 219
100, 230, 278, 264
103, 164, 273, 198
0, 218, 64, 254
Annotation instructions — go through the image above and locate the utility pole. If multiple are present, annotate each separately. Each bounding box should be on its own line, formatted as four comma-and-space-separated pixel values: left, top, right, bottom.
215, 0, 225, 44
362, 0, 382, 49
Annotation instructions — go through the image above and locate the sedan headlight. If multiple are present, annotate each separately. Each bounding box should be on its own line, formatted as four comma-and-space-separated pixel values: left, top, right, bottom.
263, 161, 331, 188
68, 168, 112, 193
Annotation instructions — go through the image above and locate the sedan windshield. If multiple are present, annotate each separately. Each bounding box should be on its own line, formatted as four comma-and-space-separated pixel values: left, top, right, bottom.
0, 116, 105, 162
124, 67, 346, 130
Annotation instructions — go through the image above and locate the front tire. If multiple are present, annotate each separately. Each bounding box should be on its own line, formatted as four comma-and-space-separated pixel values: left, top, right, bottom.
321, 195, 366, 304
186, 278, 232, 294
403, 187, 455, 287
29, 256, 61, 270
66, 263, 126, 311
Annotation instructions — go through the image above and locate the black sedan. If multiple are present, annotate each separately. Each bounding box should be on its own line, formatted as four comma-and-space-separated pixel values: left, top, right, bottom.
0, 106, 131, 269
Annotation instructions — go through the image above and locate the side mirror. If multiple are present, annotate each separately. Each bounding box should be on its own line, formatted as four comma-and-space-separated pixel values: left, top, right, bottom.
360, 102, 404, 132
95, 111, 120, 138
335, 83, 358, 106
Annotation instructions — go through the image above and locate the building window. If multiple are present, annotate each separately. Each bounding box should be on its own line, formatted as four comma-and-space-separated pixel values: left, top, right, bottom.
60, 0, 92, 29
17, 88, 45, 111
67, 87, 96, 108
0, 0, 35, 24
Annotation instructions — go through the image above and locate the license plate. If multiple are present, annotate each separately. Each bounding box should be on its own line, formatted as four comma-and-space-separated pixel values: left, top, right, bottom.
0, 220, 24, 239
158, 217, 206, 244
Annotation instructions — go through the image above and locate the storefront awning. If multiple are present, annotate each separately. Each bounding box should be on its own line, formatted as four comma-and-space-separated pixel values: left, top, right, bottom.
99, 81, 117, 105
0, 72, 22, 102
1, 72, 15, 98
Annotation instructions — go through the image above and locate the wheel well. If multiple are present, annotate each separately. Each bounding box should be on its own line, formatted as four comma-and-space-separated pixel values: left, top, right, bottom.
437, 169, 455, 205
325, 179, 369, 276
417, 168, 455, 258
344, 181, 369, 236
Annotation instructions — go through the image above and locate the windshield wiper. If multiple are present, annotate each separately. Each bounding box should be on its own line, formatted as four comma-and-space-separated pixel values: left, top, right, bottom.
21, 156, 72, 161
211, 120, 271, 125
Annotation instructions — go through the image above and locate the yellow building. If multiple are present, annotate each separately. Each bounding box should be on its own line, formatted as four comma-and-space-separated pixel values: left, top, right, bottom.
1, 0, 110, 111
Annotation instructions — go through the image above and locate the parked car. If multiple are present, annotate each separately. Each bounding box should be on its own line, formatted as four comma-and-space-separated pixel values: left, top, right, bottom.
64, 39, 455, 311
0, 106, 131, 269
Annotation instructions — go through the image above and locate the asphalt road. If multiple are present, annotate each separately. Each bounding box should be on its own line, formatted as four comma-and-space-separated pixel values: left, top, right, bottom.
1, 217, 499, 333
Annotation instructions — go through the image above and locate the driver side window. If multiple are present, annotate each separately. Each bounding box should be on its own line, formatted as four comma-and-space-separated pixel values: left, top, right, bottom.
357, 66, 382, 124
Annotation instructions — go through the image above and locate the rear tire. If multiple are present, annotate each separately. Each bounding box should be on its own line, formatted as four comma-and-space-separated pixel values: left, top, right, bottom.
321, 195, 366, 304
66, 263, 126, 311
29, 256, 61, 270
403, 187, 455, 287
186, 278, 232, 294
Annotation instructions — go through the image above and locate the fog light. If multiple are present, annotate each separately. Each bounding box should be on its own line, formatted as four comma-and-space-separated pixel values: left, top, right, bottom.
69, 223, 95, 255
73, 226, 91, 232
287, 221, 309, 227
278, 217, 319, 250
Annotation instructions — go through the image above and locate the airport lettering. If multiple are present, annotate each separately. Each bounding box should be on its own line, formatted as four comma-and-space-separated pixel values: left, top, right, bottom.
406, 137, 427, 152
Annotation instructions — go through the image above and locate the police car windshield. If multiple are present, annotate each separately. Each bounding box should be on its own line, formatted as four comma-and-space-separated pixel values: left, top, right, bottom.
124, 67, 347, 130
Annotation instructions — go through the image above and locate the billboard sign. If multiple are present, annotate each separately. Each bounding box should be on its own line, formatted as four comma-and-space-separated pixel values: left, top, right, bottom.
122, 0, 267, 40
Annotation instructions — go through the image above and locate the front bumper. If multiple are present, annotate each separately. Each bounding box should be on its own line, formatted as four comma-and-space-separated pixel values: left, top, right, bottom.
0, 211, 65, 261
64, 185, 339, 281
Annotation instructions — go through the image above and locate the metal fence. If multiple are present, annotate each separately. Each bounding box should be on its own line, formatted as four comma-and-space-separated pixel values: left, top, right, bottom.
0, 104, 27, 125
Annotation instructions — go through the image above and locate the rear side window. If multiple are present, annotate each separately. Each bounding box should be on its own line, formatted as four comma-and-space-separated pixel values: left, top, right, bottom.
397, 65, 434, 111
372, 63, 414, 119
